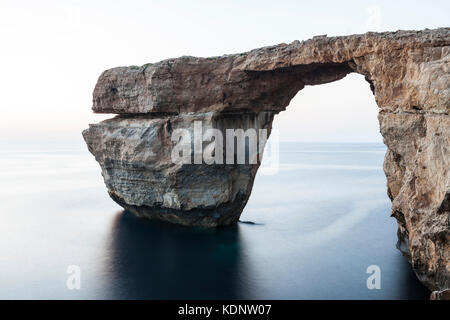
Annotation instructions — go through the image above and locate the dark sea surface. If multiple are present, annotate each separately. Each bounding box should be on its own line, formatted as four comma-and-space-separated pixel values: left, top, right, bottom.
0, 141, 429, 299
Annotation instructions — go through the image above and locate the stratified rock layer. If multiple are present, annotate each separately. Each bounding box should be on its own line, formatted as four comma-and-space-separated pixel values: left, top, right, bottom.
83, 28, 450, 295
84, 112, 274, 227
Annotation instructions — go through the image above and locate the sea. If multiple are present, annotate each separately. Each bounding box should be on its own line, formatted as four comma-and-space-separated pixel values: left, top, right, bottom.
0, 140, 430, 299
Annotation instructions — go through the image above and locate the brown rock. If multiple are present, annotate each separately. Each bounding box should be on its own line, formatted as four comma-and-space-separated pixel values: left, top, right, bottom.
430, 289, 450, 300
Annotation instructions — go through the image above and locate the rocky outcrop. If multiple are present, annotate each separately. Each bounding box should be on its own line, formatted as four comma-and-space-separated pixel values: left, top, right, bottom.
83, 28, 449, 294
83, 112, 274, 227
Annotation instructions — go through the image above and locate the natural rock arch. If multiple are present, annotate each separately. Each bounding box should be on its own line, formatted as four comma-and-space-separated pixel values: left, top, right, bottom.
83, 29, 449, 295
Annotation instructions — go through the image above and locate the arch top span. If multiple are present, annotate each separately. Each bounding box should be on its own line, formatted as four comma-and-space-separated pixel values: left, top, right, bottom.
92, 28, 449, 115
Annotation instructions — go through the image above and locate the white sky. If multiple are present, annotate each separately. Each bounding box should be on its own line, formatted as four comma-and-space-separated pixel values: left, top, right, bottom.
0, 0, 448, 143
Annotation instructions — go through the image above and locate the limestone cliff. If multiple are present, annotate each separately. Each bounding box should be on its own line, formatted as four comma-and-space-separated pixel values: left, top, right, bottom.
83, 28, 449, 295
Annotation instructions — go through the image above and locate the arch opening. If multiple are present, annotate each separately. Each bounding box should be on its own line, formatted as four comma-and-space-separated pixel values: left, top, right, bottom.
237, 74, 430, 299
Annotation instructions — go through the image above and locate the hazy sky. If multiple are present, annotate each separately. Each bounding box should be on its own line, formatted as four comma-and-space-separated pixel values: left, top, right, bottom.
1, 0, 448, 142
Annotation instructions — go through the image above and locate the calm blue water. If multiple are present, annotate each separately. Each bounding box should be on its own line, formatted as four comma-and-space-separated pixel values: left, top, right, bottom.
0, 141, 429, 299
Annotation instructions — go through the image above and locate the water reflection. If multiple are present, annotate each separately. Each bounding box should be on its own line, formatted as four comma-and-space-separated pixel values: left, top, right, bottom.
391, 255, 430, 299
105, 210, 252, 299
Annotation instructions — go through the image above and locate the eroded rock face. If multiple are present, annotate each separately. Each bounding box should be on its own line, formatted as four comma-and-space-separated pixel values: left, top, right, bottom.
83, 112, 274, 227
83, 28, 449, 294
380, 112, 449, 292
